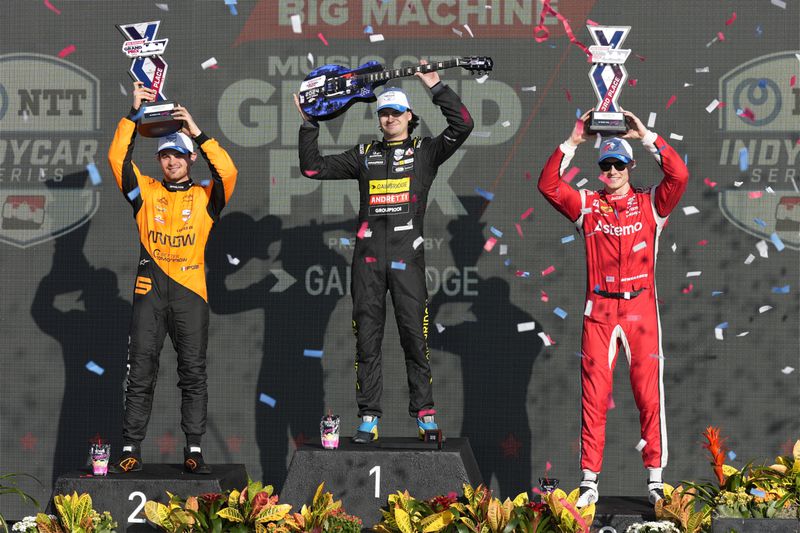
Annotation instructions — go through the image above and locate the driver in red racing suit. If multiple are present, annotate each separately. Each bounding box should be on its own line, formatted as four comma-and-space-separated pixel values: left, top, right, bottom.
538, 111, 689, 507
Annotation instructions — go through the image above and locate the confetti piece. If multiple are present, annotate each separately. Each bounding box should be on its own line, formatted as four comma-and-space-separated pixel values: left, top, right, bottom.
156, 3, 169, 11
739, 147, 749, 171
363, 25, 374, 34
86, 163, 102, 185
696, 66, 710, 73
317, 32, 328, 46
564, 88, 572, 102
490, 227, 503, 238
475, 187, 494, 201
766, 186, 775, 194
224, 0, 237, 15
357, 222, 370, 239
575, 178, 588, 188
770, 232, 785, 251
484, 237, 497, 252
670, 133, 683, 141
734, 181, 744, 187
303, 349, 323, 358
226, 254, 240, 266
627, 79, 638, 87
369, 34, 385, 43
521, 86, 537, 92
501, 120, 511, 127
58, 44, 76, 58
127, 187, 141, 201
520, 207, 534, 220
201, 57, 218, 70
562, 167, 580, 183
452, 27, 463, 37
749, 488, 766, 498
413, 236, 424, 249
307, 53, 314, 65
772, 285, 790, 294
665, 95, 676, 109
584, 300, 593, 316
771, 0, 786, 8
682, 206, 699, 215
671, 243, 677, 253
607, 394, 615, 410
782, 366, 795, 374
697, 240, 709, 246
682, 283, 694, 294
635, 439, 647, 452
499, 244, 507, 255
715, 322, 728, 340
705, 99, 720, 113
365, 257, 377, 263
561, 235, 575, 244
85, 361, 104, 376
44, 0, 61, 15
436, 323, 445, 333
712, 291, 724, 296
199, 179, 211, 187
632, 241, 647, 252
737, 107, 755, 121
686, 271, 701, 277
553, 307, 567, 319
748, 191, 763, 199
339, 237, 351, 246
646, 112, 657, 128
791, 75, 797, 87
540, 290, 549, 303
744, 253, 756, 265
725, 12, 737, 25
463, 24, 474, 37
517, 321, 536, 333
515, 223, 523, 238
704, 178, 717, 188
538, 332, 553, 346
759, 305, 772, 313
259, 393, 276, 407
717, 31, 725, 42
119, 83, 127, 96
290, 14, 302, 33
728, 451, 737, 461
391, 261, 406, 270
541, 265, 555, 276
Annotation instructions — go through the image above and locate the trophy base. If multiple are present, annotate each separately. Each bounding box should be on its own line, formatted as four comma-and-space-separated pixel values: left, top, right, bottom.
137, 100, 182, 138
587, 111, 629, 135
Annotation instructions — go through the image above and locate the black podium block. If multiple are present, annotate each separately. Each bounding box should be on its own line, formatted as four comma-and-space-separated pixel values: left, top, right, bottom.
593, 496, 657, 532
280, 437, 482, 527
51, 464, 248, 532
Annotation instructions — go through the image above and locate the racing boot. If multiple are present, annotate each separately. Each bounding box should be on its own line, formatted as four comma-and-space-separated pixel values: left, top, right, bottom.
184, 446, 212, 474
108, 445, 143, 474
352, 416, 379, 443
576, 470, 599, 507
417, 409, 438, 439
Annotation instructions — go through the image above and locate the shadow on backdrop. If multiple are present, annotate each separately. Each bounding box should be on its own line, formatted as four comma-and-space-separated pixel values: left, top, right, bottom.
428, 196, 543, 496
207, 211, 354, 488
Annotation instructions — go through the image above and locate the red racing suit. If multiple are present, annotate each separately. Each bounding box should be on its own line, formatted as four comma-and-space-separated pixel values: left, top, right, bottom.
538, 131, 689, 473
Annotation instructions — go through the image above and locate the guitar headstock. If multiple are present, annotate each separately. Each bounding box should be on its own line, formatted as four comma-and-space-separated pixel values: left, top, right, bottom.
458, 56, 494, 75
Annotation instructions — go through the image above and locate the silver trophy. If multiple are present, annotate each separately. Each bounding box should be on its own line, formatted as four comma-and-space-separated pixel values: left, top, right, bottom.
586, 25, 632, 134
116, 20, 181, 137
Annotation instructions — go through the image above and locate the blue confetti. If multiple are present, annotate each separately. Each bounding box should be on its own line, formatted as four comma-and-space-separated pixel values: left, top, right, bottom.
504, 259, 511, 267
85, 361, 105, 376
716, 322, 729, 330
758, 79, 767, 89
200, 179, 211, 187
576, 108, 582, 118
770, 232, 785, 251
490, 227, 503, 238
225, 0, 238, 15
259, 393, 276, 407
739, 147, 749, 172
711, 291, 724, 296
364, 25, 374, 34
772, 285, 790, 294
553, 307, 568, 319
303, 349, 323, 358
391, 261, 406, 270
561, 234, 575, 244
86, 163, 102, 185
728, 451, 737, 461
340, 237, 351, 246
684, 154, 688, 166
126, 187, 141, 201
749, 488, 766, 498
475, 187, 494, 201
755, 24, 763, 36
753, 218, 767, 228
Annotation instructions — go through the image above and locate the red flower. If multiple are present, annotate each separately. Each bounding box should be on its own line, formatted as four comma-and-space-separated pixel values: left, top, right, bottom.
199, 493, 224, 503
702, 426, 728, 486
526, 501, 548, 513
429, 492, 459, 512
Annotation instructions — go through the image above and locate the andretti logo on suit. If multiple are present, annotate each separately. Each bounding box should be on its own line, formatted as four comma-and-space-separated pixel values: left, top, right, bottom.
0, 53, 101, 248
717, 51, 800, 250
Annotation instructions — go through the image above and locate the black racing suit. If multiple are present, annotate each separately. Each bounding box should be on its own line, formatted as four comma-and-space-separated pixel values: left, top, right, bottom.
108, 112, 237, 446
298, 83, 473, 418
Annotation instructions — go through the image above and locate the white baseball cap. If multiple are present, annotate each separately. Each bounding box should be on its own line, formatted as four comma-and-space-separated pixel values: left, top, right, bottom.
598, 138, 633, 164
376, 88, 412, 113
156, 132, 194, 155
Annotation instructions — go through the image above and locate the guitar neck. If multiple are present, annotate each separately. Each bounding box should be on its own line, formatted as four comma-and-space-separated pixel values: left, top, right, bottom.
358, 59, 461, 84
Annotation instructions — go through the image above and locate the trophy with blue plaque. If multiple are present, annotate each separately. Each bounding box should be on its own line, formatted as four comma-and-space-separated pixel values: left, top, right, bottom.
586, 25, 632, 134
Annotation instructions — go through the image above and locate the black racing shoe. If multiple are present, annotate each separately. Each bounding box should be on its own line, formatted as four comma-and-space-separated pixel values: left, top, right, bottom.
648, 481, 665, 505
184, 447, 212, 475
108, 448, 143, 474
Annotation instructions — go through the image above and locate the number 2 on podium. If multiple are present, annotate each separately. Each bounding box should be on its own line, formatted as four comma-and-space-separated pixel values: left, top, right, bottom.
369, 465, 380, 498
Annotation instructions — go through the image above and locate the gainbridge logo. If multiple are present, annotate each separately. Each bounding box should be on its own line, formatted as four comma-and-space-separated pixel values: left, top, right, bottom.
0, 53, 101, 248
716, 51, 800, 250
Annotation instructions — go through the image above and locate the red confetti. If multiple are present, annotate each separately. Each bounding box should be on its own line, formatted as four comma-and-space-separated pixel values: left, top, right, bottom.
598, 173, 611, 185
666, 95, 677, 109
704, 178, 717, 188
484, 237, 498, 252
586, 19, 599, 26
682, 283, 694, 294
515, 223, 524, 238
635, 54, 646, 61
525, 171, 532, 181
520, 207, 534, 220
533, 0, 591, 58
317, 32, 329, 46
791, 75, 797, 88
365, 256, 377, 263
542, 265, 555, 276
697, 240, 708, 246
357, 221, 369, 239
717, 31, 725, 42
748, 191, 763, 199
573, 118, 585, 138
540, 290, 549, 302
302, 169, 318, 177
628, 79, 638, 87
725, 12, 737, 25
545, 461, 552, 471
562, 167, 580, 183
739, 108, 756, 121
564, 88, 572, 102
44, 0, 61, 14
58, 44, 76, 58
607, 394, 615, 410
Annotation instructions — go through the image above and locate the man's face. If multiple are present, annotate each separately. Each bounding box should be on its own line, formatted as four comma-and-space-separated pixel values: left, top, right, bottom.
378, 108, 411, 140
158, 149, 194, 183
599, 158, 632, 194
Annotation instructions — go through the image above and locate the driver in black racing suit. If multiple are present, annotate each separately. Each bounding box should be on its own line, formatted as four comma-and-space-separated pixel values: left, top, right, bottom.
294, 59, 473, 442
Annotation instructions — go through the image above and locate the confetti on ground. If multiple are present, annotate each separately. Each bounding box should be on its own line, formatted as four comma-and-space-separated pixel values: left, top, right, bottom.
756, 240, 769, 258
484, 237, 497, 252
633, 241, 647, 252
290, 14, 302, 33
259, 393, 276, 407
561, 235, 575, 244
86, 163, 102, 185
770, 232, 786, 251
782, 367, 795, 374
538, 332, 553, 346
369, 34, 384, 43
686, 271, 702, 277
475, 187, 494, 201
553, 307, 567, 319
127, 187, 141, 201
759, 305, 773, 313
584, 300, 593, 316
540, 290, 549, 302
201, 57, 218, 70
226, 254, 240, 266
317, 32, 328, 46
563, 167, 580, 183
44, 0, 61, 15
517, 321, 536, 333
391, 261, 406, 270
682, 206, 699, 215
705, 99, 720, 113
666, 95, 676, 109
772, 285, 790, 294
542, 265, 555, 276
413, 236, 424, 249
303, 349, 323, 358
58, 44, 76, 58
635, 439, 647, 452
85, 361, 104, 376
739, 148, 749, 171
670, 133, 684, 141
520, 207, 534, 220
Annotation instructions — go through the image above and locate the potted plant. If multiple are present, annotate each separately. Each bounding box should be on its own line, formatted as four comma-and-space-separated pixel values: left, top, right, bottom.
0, 473, 40, 533
34, 492, 117, 533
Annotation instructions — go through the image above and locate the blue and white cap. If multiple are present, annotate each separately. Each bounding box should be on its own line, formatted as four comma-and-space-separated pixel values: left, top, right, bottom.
598, 138, 633, 164
156, 132, 194, 155
376, 88, 412, 113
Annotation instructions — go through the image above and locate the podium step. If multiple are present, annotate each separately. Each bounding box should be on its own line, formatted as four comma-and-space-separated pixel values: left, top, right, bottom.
593, 496, 656, 532
281, 437, 482, 526
51, 464, 248, 532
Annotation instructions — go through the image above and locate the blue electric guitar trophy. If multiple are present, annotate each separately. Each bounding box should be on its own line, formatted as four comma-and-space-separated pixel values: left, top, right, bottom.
586, 25, 632, 134
298, 56, 492, 121
116, 20, 182, 137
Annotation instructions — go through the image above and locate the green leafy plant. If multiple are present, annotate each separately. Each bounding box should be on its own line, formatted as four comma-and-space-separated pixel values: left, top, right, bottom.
654, 485, 710, 533
144, 491, 199, 532
285, 482, 342, 532
326, 507, 362, 533
542, 488, 594, 533
215, 480, 292, 533
0, 473, 41, 533
32, 492, 115, 533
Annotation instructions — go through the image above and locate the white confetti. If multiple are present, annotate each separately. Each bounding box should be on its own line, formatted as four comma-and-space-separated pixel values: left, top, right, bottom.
736, 331, 749, 337
766, 186, 775, 194
682, 206, 699, 215
538, 331, 553, 346
307, 53, 314, 65
517, 321, 536, 333
436, 323, 446, 333
756, 240, 769, 258
476, 75, 489, 84
669, 133, 684, 141
594, 135, 602, 149
575, 178, 588, 188
647, 112, 657, 128
782, 366, 795, 374
635, 439, 647, 452
201, 57, 218, 70
119, 83, 128, 95
584, 300, 593, 317
499, 244, 508, 255
463, 24, 474, 37
413, 236, 424, 249
705, 99, 720, 113
291, 14, 303, 33
452, 27, 463, 37
715, 327, 725, 341
771, 0, 786, 8
155, 3, 169, 10
501, 120, 511, 127
759, 305, 772, 313
226, 254, 240, 266
683, 83, 694, 87
686, 271, 702, 277
734, 181, 744, 187
671, 243, 677, 253
744, 254, 755, 265
695, 66, 710, 73
521, 86, 537, 92
633, 241, 647, 252
369, 34, 384, 42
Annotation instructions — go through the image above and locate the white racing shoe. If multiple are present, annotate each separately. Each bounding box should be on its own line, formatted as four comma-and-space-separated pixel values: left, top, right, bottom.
648, 480, 665, 505
576, 470, 599, 507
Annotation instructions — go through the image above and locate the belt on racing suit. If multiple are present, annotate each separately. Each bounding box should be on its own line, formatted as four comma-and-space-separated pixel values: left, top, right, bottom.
593, 287, 645, 300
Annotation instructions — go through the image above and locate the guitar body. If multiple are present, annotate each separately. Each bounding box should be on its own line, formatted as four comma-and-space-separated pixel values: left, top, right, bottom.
298, 61, 386, 120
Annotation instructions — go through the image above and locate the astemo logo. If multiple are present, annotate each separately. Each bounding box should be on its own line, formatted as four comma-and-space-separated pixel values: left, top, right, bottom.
0, 53, 101, 248
717, 51, 800, 250
593, 220, 643, 236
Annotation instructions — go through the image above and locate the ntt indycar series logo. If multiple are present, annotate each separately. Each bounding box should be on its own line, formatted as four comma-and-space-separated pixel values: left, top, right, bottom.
717, 51, 800, 250
0, 53, 101, 248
